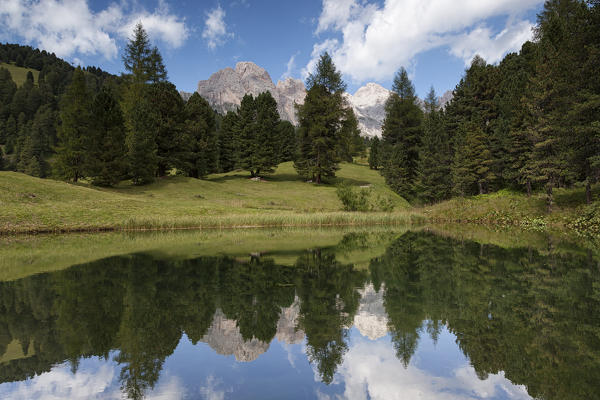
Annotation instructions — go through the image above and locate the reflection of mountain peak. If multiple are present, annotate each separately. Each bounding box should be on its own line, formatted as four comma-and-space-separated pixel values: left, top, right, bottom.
276, 296, 305, 345
201, 298, 305, 362
201, 309, 269, 362
353, 283, 388, 340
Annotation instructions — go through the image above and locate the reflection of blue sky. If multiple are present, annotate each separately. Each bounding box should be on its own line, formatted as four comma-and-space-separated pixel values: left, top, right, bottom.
0, 329, 532, 400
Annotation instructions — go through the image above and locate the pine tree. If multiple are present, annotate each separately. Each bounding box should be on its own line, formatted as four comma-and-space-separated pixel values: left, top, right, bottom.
294, 52, 346, 183
86, 87, 127, 186
414, 88, 452, 203
337, 107, 363, 162
237, 94, 259, 176
368, 137, 380, 170
380, 67, 423, 199
275, 120, 296, 163
149, 81, 185, 177
148, 47, 168, 84
252, 91, 279, 175
217, 111, 240, 172
452, 121, 495, 195
0, 146, 4, 170
184, 93, 218, 178
4, 115, 17, 154
123, 83, 157, 185
55, 68, 91, 182
122, 23, 152, 84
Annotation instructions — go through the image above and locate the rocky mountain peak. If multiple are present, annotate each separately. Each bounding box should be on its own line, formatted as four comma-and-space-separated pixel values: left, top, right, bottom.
351, 83, 390, 108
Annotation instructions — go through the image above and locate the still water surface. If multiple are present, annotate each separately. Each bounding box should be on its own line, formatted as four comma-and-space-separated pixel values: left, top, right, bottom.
0, 229, 598, 399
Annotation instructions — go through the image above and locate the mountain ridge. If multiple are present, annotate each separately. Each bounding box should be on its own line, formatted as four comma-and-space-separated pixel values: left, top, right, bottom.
182, 61, 453, 138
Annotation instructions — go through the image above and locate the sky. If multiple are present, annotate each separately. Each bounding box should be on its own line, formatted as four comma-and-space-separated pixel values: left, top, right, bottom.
0, 0, 545, 98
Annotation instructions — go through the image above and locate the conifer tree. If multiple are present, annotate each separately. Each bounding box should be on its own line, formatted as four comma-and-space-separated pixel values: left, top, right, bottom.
0, 147, 4, 171
86, 87, 127, 186
294, 52, 346, 183
237, 94, 258, 176
123, 83, 156, 185
148, 47, 168, 84
380, 67, 423, 199
252, 91, 279, 175
217, 111, 240, 172
338, 107, 363, 162
149, 81, 185, 176
276, 120, 296, 163
452, 121, 495, 195
184, 93, 218, 178
368, 137, 380, 170
122, 23, 152, 84
415, 88, 451, 203
55, 67, 91, 182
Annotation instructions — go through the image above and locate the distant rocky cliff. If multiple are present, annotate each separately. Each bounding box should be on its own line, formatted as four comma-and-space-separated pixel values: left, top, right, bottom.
185, 62, 453, 138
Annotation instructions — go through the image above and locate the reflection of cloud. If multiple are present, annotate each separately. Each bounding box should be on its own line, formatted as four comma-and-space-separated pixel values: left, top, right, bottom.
336, 333, 532, 400
146, 375, 185, 399
199, 375, 230, 400
0, 362, 119, 399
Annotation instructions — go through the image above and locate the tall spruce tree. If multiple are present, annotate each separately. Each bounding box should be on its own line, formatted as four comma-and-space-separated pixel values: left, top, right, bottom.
184, 93, 218, 178
368, 137, 381, 170
380, 67, 423, 199
237, 94, 259, 176
123, 83, 156, 185
86, 87, 127, 186
149, 81, 185, 177
122, 23, 152, 84
121, 23, 158, 184
252, 91, 279, 175
55, 67, 91, 182
414, 88, 451, 203
294, 52, 346, 183
276, 120, 296, 163
217, 111, 239, 173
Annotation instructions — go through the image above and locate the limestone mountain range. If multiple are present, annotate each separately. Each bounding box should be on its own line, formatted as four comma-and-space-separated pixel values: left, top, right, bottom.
181, 61, 453, 138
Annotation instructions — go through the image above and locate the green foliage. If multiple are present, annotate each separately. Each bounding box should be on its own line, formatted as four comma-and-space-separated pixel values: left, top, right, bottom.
236, 92, 280, 177
368, 136, 381, 170
414, 88, 451, 203
54, 68, 91, 182
184, 93, 218, 178
123, 83, 157, 185
85, 87, 127, 186
217, 111, 239, 172
275, 120, 296, 163
380, 67, 423, 200
294, 53, 349, 183
336, 182, 371, 211
336, 181, 396, 212
148, 81, 185, 177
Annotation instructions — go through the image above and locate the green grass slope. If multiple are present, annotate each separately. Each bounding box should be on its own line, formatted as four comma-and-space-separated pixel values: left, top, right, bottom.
0, 62, 39, 86
0, 162, 412, 233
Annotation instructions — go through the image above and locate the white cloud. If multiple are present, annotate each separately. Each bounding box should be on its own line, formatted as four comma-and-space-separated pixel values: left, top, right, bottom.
281, 51, 300, 80
202, 6, 233, 50
0, 0, 188, 60
308, 0, 543, 83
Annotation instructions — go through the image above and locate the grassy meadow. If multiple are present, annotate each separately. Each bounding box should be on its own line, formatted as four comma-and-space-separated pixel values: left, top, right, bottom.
2, 160, 599, 235
0, 161, 416, 234
0, 62, 39, 86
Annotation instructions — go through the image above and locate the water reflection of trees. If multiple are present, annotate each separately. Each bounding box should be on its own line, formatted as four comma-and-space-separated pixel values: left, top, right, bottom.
0, 249, 366, 398
0, 231, 598, 399
369, 231, 600, 400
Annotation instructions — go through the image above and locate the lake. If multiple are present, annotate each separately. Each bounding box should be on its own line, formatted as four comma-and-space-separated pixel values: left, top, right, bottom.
0, 227, 598, 399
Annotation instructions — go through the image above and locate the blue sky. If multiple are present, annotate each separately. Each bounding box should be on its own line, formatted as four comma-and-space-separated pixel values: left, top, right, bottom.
0, 0, 545, 98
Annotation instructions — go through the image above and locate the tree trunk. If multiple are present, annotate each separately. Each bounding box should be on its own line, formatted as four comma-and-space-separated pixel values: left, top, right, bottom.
586, 179, 592, 205
526, 179, 532, 197
478, 181, 483, 195
316, 172, 321, 184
